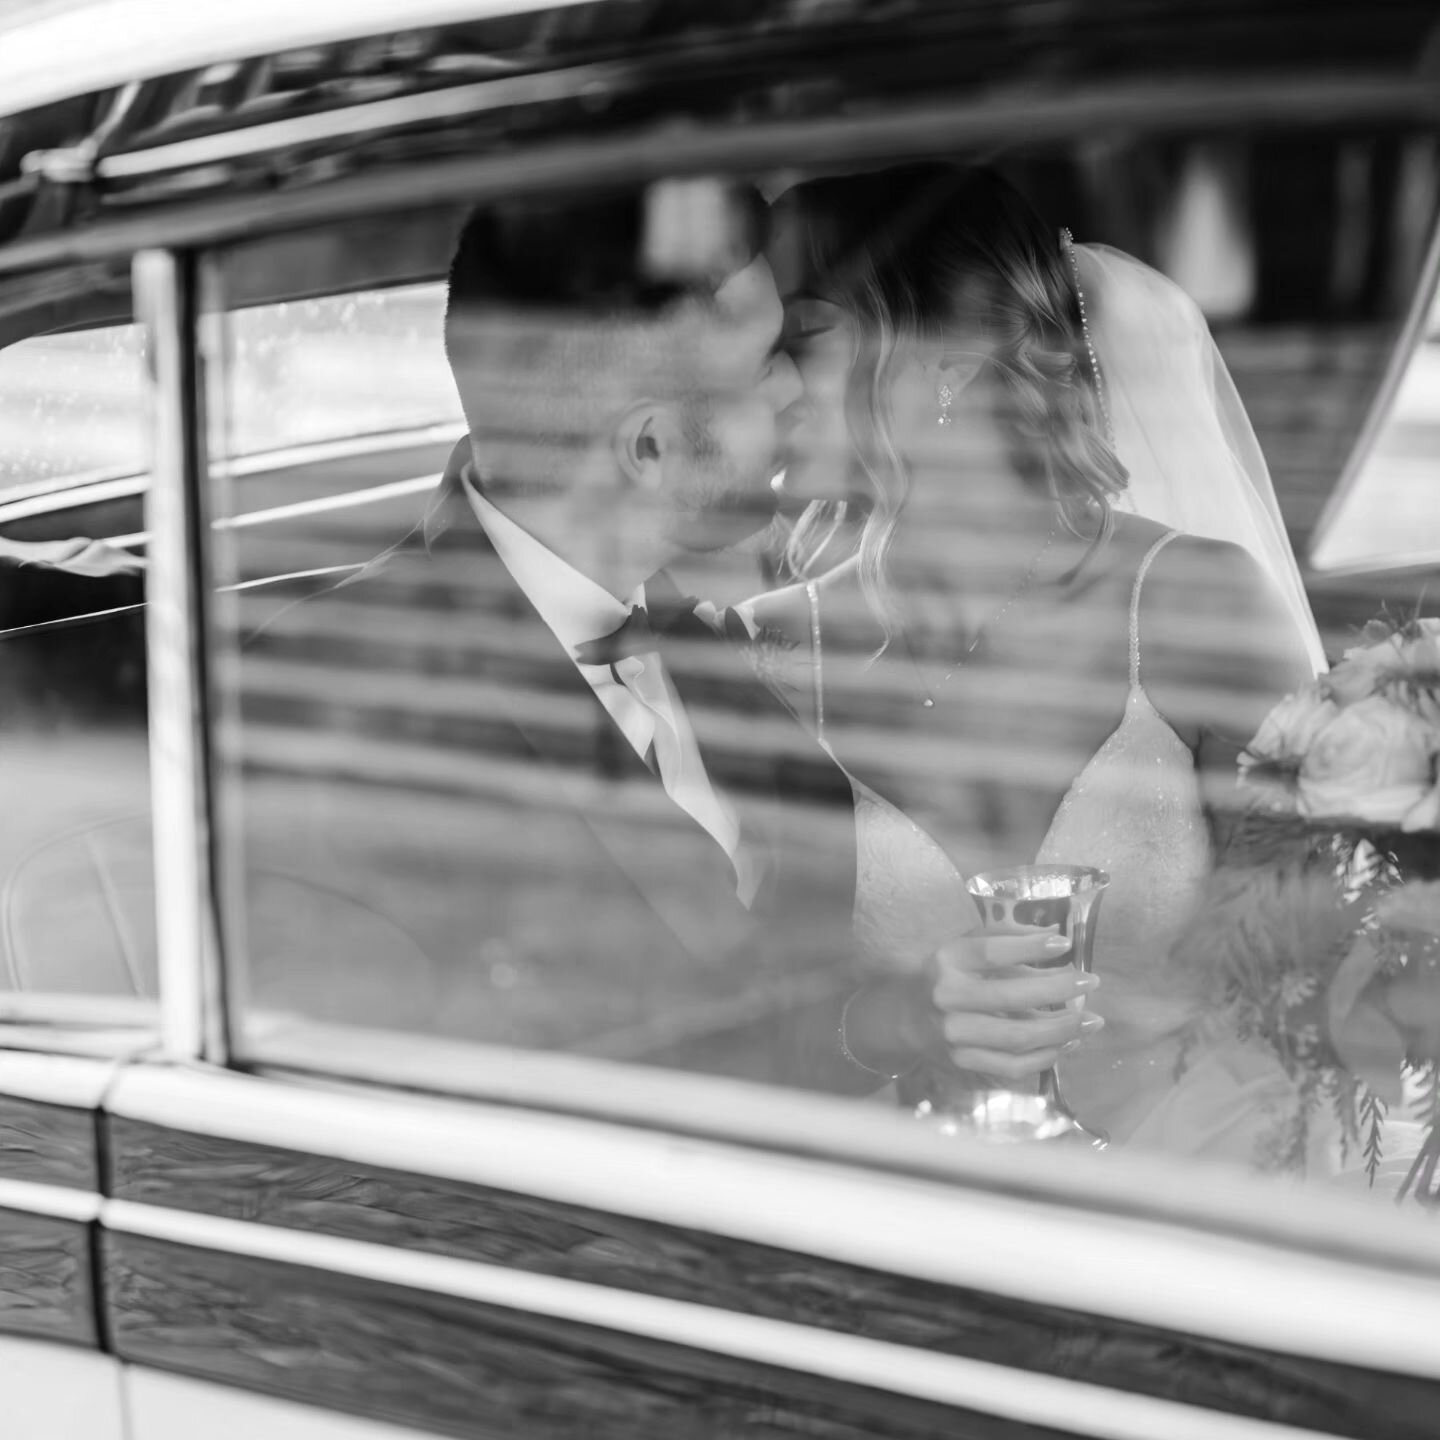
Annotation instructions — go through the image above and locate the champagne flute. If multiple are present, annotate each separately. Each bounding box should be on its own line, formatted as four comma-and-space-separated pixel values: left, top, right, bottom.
911, 863, 1109, 1146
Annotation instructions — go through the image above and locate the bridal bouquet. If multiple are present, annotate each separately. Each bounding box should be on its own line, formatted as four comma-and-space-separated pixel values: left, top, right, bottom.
1221, 616, 1440, 1189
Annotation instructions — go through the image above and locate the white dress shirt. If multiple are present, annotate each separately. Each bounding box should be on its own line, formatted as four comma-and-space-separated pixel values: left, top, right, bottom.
462, 472, 758, 905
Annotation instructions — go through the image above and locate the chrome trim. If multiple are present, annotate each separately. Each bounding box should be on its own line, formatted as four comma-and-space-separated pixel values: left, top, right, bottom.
2, 75, 1438, 281
0, 1177, 102, 1223
106, 1063, 1440, 1379
20, 80, 143, 185
0, 1025, 158, 1058
0, 423, 461, 530
92, 71, 1440, 183
223, 564, 365, 592
220, 471, 437, 532
0, 1051, 126, 1109
0, 474, 149, 527
97, 65, 615, 180
0, 0, 590, 123
0, 601, 147, 642
134, 250, 226, 1067
106, 473, 439, 552
1309, 206, 1440, 574
0, 567, 372, 641
100, 1195, 1342, 1440
218, 422, 460, 477
0, 994, 155, 1029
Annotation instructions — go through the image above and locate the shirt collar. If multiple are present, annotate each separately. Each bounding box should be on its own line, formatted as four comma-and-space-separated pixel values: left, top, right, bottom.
459, 467, 641, 663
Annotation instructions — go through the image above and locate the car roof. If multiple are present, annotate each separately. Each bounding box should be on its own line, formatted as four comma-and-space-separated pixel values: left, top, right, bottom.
0, 0, 579, 122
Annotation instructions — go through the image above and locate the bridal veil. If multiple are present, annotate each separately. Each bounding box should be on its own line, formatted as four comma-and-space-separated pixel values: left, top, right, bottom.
1072, 242, 1327, 674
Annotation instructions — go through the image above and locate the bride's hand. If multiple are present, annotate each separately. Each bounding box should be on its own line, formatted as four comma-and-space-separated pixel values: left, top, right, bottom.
931, 934, 1103, 1081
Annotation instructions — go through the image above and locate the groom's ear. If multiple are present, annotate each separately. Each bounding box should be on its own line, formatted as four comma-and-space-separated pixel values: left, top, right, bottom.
613, 402, 673, 493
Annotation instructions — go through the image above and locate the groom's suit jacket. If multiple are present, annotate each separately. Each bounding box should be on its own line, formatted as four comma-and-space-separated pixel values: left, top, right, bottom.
227, 480, 869, 1094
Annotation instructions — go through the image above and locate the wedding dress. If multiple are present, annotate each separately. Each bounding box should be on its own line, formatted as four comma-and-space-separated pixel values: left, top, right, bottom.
818, 531, 1330, 1170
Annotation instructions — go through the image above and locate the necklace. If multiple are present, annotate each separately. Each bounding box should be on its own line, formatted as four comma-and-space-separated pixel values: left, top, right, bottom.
916, 523, 1058, 709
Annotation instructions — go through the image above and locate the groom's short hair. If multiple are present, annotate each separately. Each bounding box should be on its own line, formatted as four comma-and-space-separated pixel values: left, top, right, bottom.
444, 182, 766, 493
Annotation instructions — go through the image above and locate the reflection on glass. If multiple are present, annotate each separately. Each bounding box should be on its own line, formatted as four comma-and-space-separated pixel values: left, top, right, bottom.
0, 290, 153, 1022
1311, 280, 1440, 571
212, 283, 461, 460
0, 608, 152, 1006
213, 200, 858, 1093
0, 323, 145, 492
203, 155, 1440, 1207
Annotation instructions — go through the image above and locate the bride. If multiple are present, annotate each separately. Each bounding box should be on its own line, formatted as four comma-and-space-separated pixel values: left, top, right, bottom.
745, 163, 1331, 1168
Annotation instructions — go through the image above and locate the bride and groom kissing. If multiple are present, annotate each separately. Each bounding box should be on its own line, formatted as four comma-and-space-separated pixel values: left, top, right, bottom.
407, 163, 1329, 1171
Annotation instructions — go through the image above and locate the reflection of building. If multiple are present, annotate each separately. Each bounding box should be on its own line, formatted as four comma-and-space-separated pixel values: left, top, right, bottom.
1310, 284, 1440, 574
1156, 144, 1255, 322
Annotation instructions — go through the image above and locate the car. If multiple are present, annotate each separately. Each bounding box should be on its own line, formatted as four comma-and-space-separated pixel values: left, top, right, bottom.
1, 2, 1439, 1438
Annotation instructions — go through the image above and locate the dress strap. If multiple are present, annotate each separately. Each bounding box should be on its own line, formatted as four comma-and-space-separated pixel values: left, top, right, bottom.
805, 581, 827, 741
1129, 530, 1179, 690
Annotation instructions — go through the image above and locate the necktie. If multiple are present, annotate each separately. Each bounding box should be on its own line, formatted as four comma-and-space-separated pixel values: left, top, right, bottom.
574, 592, 755, 898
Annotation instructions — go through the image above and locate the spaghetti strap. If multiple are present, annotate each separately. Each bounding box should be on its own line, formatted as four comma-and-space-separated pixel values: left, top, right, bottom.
1129, 530, 1179, 690
805, 581, 826, 740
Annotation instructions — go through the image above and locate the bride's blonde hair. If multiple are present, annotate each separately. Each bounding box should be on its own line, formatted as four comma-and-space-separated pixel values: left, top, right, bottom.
781, 164, 1127, 639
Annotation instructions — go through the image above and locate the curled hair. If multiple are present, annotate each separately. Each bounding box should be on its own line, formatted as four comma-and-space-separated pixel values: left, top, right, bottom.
781, 165, 1127, 638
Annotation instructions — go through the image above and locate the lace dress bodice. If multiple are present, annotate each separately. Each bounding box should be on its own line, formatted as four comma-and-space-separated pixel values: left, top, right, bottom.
816, 532, 1219, 1144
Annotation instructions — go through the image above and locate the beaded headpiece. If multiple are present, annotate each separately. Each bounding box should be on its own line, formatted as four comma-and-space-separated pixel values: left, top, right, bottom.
1060, 227, 1115, 446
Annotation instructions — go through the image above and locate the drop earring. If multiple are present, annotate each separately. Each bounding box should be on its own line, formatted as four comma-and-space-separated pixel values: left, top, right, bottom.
936, 381, 954, 427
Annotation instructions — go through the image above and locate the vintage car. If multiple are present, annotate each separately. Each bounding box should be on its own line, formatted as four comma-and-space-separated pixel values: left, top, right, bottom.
0, 1, 1439, 1437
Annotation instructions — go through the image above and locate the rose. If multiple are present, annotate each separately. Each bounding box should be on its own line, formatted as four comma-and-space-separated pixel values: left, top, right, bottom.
1384, 633, 1440, 726
1325, 648, 1387, 707
1239, 684, 1340, 810
1246, 684, 1339, 759
1296, 695, 1440, 828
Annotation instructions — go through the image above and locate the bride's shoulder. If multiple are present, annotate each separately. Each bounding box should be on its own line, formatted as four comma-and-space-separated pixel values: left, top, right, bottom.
1135, 524, 1273, 606
1124, 521, 1313, 731
1108, 511, 1173, 562
1110, 514, 1268, 603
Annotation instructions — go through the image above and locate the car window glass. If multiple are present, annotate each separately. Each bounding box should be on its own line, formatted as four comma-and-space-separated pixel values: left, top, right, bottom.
1311, 277, 1440, 572
0, 322, 146, 495
204, 144, 1440, 1214
211, 283, 462, 462
0, 280, 155, 1039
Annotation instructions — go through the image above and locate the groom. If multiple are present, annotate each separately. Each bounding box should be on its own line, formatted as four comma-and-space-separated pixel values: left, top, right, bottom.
400, 180, 869, 1089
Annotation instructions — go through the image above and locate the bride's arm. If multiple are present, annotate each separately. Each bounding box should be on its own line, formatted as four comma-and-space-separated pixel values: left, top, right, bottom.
1134, 534, 1315, 849
1135, 536, 1322, 1025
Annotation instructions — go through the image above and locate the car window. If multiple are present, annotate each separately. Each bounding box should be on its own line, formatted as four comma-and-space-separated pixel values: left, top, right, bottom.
204, 138, 1440, 1211
0, 322, 146, 495
0, 285, 460, 516
0, 277, 154, 1039
1311, 268, 1440, 572
210, 283, 462, 462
